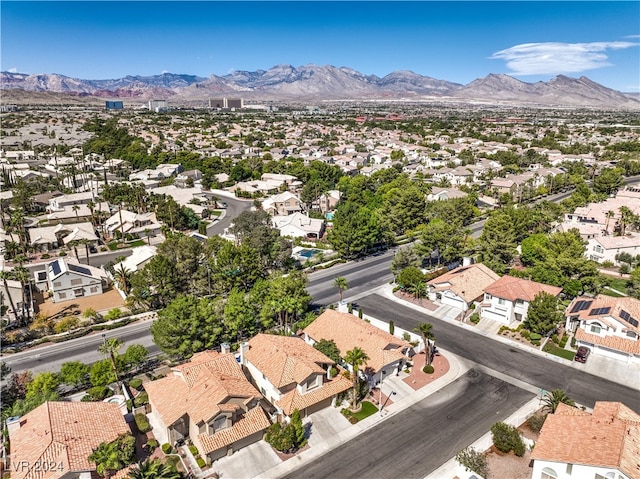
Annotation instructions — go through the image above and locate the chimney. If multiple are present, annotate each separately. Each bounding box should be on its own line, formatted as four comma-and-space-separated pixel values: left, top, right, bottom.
239, 342, 250, 365
220, 343, 230, 355
6, 416, 22, 436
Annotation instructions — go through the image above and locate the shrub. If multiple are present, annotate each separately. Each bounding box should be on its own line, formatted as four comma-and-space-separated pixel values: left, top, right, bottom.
358, 308, 363, 319
165, 456, 179, 470
129, 378, 143, 390
189, 445, 199, 455
347, 303, 353, 314
133, 392, 149, 407
402, 332, 411, 342
529, 332, 542, 341
551, 334, 559, 344
161, 443, 173, 454
54, 316, 79, 334
521, 329, 531, 339
59, 251, 67, 256
104, 308, 123, 321
422, 364, 434, 374
134, 413, 151, 433
83, 385, 113, 401
526, 413, 547, 433
146, 438, 159, 453
389, 320, 395, 335
491, 421, 525, 456
469, 313, 480, 324
41, 253, 51, 259
196, 457, 206, 468
455, 447, 489, 478
531, 339, 541, 346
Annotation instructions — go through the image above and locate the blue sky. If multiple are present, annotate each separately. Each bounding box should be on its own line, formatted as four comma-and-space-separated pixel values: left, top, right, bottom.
2, 1, 639, 92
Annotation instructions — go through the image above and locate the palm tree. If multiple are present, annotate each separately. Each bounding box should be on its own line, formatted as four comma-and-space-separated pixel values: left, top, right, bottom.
334, 276, 349, 304
605, 210, 615, 235
127, 460, 180, 479
0, 270, 18, 323
72, 204, 80, 221
414, 322, 435, 365
12, 265, 32, 325
113, 264, 132, 295
80, 238, 92, 265
344, 347, 369, 409
542, 389, 575, 414
99, 337, 123, 387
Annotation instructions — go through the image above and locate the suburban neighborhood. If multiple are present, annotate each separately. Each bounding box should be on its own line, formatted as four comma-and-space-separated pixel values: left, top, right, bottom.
1, 100, 640, 479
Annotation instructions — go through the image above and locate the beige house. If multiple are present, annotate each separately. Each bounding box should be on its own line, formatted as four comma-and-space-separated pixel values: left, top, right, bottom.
241, 334, 351, 419
427, 263, 500, 312
145, 351, 270, 463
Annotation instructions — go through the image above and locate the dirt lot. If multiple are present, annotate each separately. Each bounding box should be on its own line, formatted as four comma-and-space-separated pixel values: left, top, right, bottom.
37, 287, 126, 319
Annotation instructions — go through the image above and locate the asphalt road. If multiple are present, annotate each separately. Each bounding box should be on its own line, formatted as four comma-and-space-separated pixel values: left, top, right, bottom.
2, 320, 160, 375
356, 294, 640, 412
205, 195, 253, 237
281, 369, 534, 479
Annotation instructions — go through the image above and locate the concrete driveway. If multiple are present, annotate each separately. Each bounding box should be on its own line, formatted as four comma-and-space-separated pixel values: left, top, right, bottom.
305, 406, 351, 448
210, 440, 281, 479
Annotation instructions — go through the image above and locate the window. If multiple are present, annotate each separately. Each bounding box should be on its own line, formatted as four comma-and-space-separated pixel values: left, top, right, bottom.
626, 331, 637, 338
70, 279, 82, 286
594, 245, 603, 253
58, 292, 67, 299
74, 289, 84, 297
90, 286, 98, 293
590, 324, 602, 334
541, 467, 558, 479
213, 415, 227, 432
516, 299, 525, 305
498, 298, 505, 306
37, 272, 47, 281
485, 293, 492, 300
53, 281, 62, 288
566, 463, 573, 475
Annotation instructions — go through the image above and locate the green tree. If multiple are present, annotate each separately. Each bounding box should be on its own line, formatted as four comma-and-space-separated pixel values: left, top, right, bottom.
490, 422, 526, 456
123, 344, 149, 373
60, 361, 91, 388
223, 289, 257, 341
25, 372, 61, 401
113, 264, 133, 295
523, 292, 563, 336
455, 447, 489, 479
89, 433, 136, 478
396, 266, 425, 297
90, 358, 117, 387
542, 389, 576, 414
478, 212, 517, 274
333, 276, 349, 304
414, 322, 435, 366
151, 295, 224, 359
344, 347, 369, 409
390, 246, 422, 277
593, 167, 624, 195
328, 201, 386, 258
313, 339, 342, 363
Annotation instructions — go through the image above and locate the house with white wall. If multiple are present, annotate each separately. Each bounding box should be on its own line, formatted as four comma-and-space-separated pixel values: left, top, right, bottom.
565, 295, 640, 363
480, 275, 562, 324
530, 401, 640, 479
272, 212, 325, 239
585, 235, 640, 265
241, 334, 351, 419
47, 258, 109, 303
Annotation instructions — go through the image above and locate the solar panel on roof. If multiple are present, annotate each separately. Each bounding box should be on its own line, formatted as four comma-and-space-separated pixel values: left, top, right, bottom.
570, 300, 585, 313
68, 264, 92, 276
579, 301, 592, 311
50, 260, 61, 276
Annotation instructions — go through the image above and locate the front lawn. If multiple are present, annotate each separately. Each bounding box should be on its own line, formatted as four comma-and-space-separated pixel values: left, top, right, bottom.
346, 401, 378, 421
543, 342, 575, 361
210, 210, 222, 217
107, 239, 146, 251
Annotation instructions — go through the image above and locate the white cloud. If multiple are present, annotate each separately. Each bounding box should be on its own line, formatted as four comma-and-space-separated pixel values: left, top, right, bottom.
491, 41, 638, 75
8, 68, 18, 73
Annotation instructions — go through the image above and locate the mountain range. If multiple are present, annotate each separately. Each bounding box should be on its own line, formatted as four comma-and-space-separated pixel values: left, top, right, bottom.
1, 64, 639, 109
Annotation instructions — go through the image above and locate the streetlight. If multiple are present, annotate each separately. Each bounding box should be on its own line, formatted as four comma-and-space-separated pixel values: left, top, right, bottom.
381, 391, 397, 412
379, 369, 386, 414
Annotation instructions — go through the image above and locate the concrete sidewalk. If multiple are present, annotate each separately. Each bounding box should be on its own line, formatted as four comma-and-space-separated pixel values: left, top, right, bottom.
376, 284, 640, 392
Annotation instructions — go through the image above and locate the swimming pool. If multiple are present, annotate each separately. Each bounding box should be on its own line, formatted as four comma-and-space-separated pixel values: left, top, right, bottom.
298, 248, 321, 258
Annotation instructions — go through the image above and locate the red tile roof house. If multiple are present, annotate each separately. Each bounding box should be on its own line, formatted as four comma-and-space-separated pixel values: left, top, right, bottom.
565, 295, 640, 364
144, 350, 270, 464
530, 402, 640, 479
7, 401, 130, 479
302, 309, 413, 388
427, 263, 500, 313
479, 275, 563, 325
240, 334, 352, 420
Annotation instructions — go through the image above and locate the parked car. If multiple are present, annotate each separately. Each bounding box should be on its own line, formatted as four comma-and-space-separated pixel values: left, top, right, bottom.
89, 245, 98, 254
575, 346, 591, 363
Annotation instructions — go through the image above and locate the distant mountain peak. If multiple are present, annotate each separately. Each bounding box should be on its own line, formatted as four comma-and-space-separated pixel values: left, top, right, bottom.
1, 66, 638, 109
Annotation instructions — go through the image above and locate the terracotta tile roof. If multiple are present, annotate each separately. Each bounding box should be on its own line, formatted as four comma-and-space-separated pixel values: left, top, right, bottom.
245, 334, 333, 388
575, 328, 640, 355
427, 263, 500, 303
9, 402, 129, 479
303, 310, 411, 372
145, 353, 262, 427
483, 275, 562, 302
276, 371, 352, 416
195, 407, 270, 454
531, 402, 640, 479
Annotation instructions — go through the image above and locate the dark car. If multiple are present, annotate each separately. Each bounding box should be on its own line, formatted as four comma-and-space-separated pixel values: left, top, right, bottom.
575, 346, 591, 363
89, 245, 98, 254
